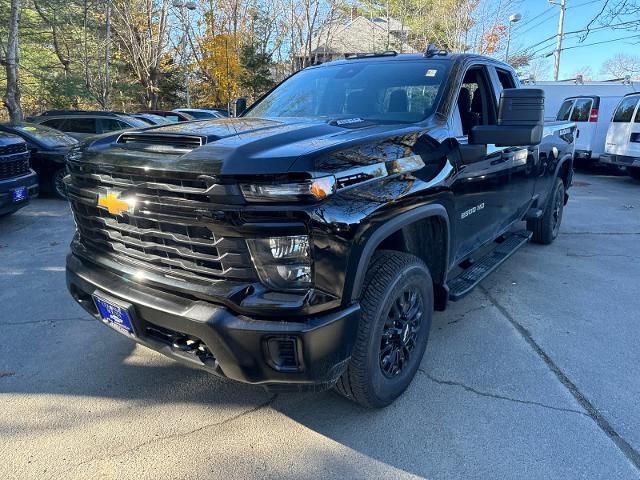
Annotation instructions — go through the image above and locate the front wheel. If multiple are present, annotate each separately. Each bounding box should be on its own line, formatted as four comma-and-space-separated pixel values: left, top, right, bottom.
51, 167, 68, 200
528, 177, 565, 245
335, 250, 433, 408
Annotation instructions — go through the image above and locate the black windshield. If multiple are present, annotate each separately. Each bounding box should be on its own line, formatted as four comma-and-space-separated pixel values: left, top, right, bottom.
246, 59, 450, 124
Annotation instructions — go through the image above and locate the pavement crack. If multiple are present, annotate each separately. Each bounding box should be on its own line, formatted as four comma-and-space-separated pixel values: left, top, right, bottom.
447, 304, 488, 324
565, 252, 639, 259
480, 285, 640, 471
3, 317, 92, 326
419, 369, 587, 417
49, 394, 278, 480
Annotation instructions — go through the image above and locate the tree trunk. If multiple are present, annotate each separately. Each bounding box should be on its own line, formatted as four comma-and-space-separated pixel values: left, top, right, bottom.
3, 0, 23, 124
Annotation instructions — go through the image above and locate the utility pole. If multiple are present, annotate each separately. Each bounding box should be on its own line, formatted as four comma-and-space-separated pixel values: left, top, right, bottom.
553, 0, 566, 81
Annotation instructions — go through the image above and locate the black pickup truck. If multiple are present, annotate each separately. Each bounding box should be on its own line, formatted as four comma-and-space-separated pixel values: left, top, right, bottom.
0, 132, 38, 217
65, 52, 575, 407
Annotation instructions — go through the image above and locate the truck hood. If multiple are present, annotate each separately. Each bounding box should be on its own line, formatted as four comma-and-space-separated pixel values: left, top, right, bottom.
80, 117, 428, 176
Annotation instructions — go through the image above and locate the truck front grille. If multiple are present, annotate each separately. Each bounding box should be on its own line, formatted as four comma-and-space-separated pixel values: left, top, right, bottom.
66, 162, 256, 285
0, 148, 30, 180
0, 142, 27, 156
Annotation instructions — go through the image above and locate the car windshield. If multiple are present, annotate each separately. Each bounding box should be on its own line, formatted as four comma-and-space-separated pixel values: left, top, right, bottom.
10, 123, 78, 147
246, 59, 450, 124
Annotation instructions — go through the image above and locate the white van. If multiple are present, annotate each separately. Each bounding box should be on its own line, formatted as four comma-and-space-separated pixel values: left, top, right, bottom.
601, 93, 640, 180
555, 95, 623, 164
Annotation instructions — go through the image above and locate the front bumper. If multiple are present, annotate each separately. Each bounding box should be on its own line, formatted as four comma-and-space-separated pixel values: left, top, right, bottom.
599, 154, 640, 167
66, 253, 359, 391
0, 171, 39, 215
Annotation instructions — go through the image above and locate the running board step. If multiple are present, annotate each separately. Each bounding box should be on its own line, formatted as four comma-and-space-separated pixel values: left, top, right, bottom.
448, 230, 532, 301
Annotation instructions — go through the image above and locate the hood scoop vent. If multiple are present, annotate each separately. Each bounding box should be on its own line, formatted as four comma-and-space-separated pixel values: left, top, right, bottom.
117, 133, 206, 153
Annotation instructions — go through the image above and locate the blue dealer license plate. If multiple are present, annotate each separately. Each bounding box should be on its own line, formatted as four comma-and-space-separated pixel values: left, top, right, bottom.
93, 294, 136, 337
12, 187, 27, 203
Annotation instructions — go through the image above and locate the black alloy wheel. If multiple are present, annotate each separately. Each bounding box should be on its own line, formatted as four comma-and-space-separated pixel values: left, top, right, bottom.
380, 288, 424, 378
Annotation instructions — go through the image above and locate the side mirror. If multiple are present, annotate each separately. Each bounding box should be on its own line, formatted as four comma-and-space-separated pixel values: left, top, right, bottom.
470, 88, 544, 146
233, 97, 247, 117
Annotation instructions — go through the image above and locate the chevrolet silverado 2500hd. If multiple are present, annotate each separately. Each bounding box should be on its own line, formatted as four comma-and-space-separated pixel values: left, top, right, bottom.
0, 132, 38, 217
65, 52, 575, 408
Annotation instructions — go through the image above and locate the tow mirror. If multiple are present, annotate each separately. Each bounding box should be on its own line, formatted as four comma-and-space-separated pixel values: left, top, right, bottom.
233, 97, 247, 117
470, 88, 544, 146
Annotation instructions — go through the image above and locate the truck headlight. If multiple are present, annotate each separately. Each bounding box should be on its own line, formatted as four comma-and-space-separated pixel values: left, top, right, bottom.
240, 176, 336, 202
246, 236, 312, 291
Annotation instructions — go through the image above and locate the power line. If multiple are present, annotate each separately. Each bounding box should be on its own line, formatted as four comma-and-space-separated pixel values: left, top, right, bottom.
529, 32, 640, 60
512, 6, 554, 32
512, 20, 640, 58
516, 9, 558, 37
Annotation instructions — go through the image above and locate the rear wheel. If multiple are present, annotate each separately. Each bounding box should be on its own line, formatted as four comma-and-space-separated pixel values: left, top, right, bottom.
528, 177, 565, 245
629, 167, 640, 181
50, 167, 68, 199
335, 250, 433, 408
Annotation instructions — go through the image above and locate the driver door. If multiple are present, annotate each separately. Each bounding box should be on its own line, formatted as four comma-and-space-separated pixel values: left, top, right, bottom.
450, 65, 513, 262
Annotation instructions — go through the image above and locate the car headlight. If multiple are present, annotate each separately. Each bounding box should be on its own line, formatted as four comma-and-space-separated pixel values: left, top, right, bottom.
246, 236, 312, 291
240, 176, 336, 202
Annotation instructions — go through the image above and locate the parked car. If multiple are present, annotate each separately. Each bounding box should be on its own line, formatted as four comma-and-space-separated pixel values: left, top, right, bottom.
600, 93, 640, 180
172, 108, 224, 119
0, 123, 78, 199
0, 133, 38, 217
130, 113, 172, 125
31, 110, 148, 140
555, 95, 622, 165
64, 51, 575, 408
137, 110, 195, 122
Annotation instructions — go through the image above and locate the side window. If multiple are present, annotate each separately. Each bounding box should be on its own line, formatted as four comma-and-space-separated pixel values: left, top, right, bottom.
570, 99, 593, 122
556, 100, 574, 121
613, 96, 639, 123
60, 118, 98, 134
40, 118, 64, 129
495, 68, 516, 90
455, 66, 497, 136
101, 118, 129, 132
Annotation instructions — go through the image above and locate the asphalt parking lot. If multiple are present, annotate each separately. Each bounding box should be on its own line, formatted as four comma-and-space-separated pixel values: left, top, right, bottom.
1, 170, 639, 480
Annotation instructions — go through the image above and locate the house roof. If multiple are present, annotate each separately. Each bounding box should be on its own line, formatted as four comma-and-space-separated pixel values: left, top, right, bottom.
302, 15, 417, 58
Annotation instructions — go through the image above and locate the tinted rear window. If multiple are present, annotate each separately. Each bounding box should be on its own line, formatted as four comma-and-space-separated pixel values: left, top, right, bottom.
613, 96, 639, 123
556, 100, 574, 121
570, 99, 593, 122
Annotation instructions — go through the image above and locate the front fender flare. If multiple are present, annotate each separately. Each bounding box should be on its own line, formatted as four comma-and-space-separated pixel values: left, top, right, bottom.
344, 203, 450, 304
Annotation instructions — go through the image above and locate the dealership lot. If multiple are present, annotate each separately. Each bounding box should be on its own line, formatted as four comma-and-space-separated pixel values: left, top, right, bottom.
1, 171, 639, 480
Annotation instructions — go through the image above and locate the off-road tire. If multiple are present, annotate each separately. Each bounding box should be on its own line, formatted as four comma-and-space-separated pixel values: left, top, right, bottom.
528, 177, 565, 245
335, 250, 433, 408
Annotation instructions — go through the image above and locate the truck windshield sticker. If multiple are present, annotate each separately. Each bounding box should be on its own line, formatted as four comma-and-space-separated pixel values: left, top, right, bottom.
425, 69, 438, 77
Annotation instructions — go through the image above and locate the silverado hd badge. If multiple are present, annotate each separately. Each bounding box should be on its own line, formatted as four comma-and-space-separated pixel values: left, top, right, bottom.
97, 190, 135, 216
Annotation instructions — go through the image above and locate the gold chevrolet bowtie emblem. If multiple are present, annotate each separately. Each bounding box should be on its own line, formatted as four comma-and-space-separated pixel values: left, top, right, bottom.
97, 192, 134, 215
